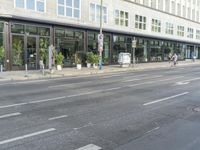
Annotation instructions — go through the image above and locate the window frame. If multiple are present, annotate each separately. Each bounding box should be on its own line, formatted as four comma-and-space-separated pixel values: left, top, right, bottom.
57, 0, 81, 19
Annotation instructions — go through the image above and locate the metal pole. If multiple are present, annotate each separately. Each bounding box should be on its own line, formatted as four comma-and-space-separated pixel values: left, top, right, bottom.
0, 65, 2, 72
132, 37, 136, 67
25, 64, 28, 77
99, 0, 103, 70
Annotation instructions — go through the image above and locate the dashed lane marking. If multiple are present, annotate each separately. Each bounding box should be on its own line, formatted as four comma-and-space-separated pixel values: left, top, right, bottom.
75, 144, 102, 150
0, 112, 21, 119
143, 92, 189, 106
0, 128, 56, 145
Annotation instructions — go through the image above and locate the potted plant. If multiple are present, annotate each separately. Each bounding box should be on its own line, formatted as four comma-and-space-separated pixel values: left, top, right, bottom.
12, 39, 23, 67
75, 52, 82, 70
86, 52, 93, 68
39, 38, 48, 69
55, 52, 64, 70
92, 54, 99, 69
0, 46, 5, 71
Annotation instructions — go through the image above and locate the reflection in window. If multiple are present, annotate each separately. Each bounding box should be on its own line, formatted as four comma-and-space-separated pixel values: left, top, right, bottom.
115, 10, 128, 27
58, 0, 80, 18
15, 0, 24, 8
15, 0, 45, 12
27, 0, 35, 10
89, 3, 108, 23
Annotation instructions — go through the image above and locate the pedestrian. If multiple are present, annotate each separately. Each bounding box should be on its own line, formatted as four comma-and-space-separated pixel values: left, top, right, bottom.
168, 52, 172, 64
171, 53, 178, 66
191, 51, 195, 62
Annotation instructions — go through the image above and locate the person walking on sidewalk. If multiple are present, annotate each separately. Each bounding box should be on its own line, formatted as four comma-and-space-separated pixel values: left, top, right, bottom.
171, 53, 178, 66
168, 52, 172, 64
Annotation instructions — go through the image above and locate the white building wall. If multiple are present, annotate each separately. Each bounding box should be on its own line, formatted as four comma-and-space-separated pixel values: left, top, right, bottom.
1, 0, 200, 44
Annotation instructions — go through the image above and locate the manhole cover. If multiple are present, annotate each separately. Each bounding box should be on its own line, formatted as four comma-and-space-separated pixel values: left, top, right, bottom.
193, 107, 200, 112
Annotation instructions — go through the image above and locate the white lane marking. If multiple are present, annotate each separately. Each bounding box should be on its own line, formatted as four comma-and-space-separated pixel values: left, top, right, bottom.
105, 87, 122, 91
101, 74, 122, 79
48, 81, 92, 88
73, 122, 94, 130
145, 127, 160, 134
0, 80, 47, 86
0, 96, 66, 109
28, 96, 66, 104
122, 75, 163, 82
143, 92, 189, 106
0, 128, 56, 145
48, 115, 68, 121
0, 112, 21, 119
0, 103, 27, 109
75, 144, 102, 150
177, 77, 200, 83
176, 81, 190, 85
157, 76, 184, 82
67, 90, 102, 98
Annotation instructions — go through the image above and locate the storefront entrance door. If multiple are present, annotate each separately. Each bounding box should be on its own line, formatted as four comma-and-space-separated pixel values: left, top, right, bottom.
26, 36, 38, 70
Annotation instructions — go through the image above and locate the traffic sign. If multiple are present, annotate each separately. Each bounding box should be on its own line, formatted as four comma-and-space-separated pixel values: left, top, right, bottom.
132, 40, 137, 48
98, 34, 104, 49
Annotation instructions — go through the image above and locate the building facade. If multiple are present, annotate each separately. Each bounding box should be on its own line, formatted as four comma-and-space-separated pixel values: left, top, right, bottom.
0, 0, 200, 70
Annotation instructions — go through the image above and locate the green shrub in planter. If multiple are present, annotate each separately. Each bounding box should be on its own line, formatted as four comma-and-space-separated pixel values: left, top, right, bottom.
86, 52, 94, 64
75, 52, 81, 64
0, 46, 5, 65
92, 54, 100, 65
55, 52, 64, 66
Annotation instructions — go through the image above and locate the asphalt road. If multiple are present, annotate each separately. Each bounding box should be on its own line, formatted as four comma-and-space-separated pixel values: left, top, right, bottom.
0, 65, 200, 150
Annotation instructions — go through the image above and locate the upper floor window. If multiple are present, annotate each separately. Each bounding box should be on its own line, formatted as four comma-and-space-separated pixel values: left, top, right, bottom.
15, 0, 45, 12
115, 10, 129, 27
165, 22, 173, 35
135, 15, 146, 30
196, 29, 200, 39
58, 0, 80, 18
177, 25, 184, 37
151, 19, 161, 33
89, 3, 108, 23
187, 27, 194, 38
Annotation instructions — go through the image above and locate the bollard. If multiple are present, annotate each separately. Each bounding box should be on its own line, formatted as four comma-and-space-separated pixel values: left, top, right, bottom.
25, 64, 28, 77
0, 65, 2, 72
42, 65, 44, 76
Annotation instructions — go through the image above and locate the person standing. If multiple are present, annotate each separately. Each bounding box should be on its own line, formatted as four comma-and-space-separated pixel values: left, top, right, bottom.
171, 53, 178, 66
168, 52, 172, 64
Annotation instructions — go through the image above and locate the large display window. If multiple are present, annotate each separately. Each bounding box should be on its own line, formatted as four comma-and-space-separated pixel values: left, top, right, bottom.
55, 28, 84, 67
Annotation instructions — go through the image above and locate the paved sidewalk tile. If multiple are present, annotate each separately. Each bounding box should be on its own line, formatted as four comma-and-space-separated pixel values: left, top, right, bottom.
0, 61, 199, 82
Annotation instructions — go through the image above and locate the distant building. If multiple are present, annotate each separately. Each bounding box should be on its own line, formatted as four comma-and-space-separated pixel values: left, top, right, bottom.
0, 0, 200, 70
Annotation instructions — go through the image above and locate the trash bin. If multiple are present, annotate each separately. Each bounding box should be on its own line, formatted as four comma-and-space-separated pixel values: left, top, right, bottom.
118, 52, 131, 67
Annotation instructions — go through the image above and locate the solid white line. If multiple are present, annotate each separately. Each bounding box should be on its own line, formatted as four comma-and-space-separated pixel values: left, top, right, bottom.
101, 74, 121, 79
122, 75, 163, 83
28, 96, 66, 104
75, 144, 102, 150
143, 92, 189, 106
48, 115, 68, 121
145, 127, 160, 134
0, 103, 27, 109
48, 81, 92, 88
106, 87, 122, 91
0, 80, 47, 86
0, 112, 21, 119
157, 76, 184, 82
0, 128, 56, 145
67, 90, 102, 98
178, 77, 200, 83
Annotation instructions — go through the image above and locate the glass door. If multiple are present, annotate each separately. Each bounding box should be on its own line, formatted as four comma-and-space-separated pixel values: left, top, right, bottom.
12, 35, 25, 70
26, 36, 37, 69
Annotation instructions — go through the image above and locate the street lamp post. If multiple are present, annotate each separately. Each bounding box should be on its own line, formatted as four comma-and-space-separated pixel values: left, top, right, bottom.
99, 0, 103, 70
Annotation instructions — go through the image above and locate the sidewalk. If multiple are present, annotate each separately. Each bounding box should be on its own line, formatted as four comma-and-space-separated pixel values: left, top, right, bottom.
0, 60, 199, 81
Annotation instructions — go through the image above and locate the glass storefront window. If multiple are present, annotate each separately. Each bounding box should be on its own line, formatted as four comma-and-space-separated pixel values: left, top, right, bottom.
38, 27, 50, 36
11, 24, 25, 34
112, 35, 131, 63
55, 28, 84, 67
0, 22, 3, 32
12, 35, 25, 68
26, 25, 38, 35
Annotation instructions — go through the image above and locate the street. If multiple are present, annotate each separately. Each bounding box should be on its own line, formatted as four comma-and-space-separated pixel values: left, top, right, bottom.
0, 65, 200, 150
